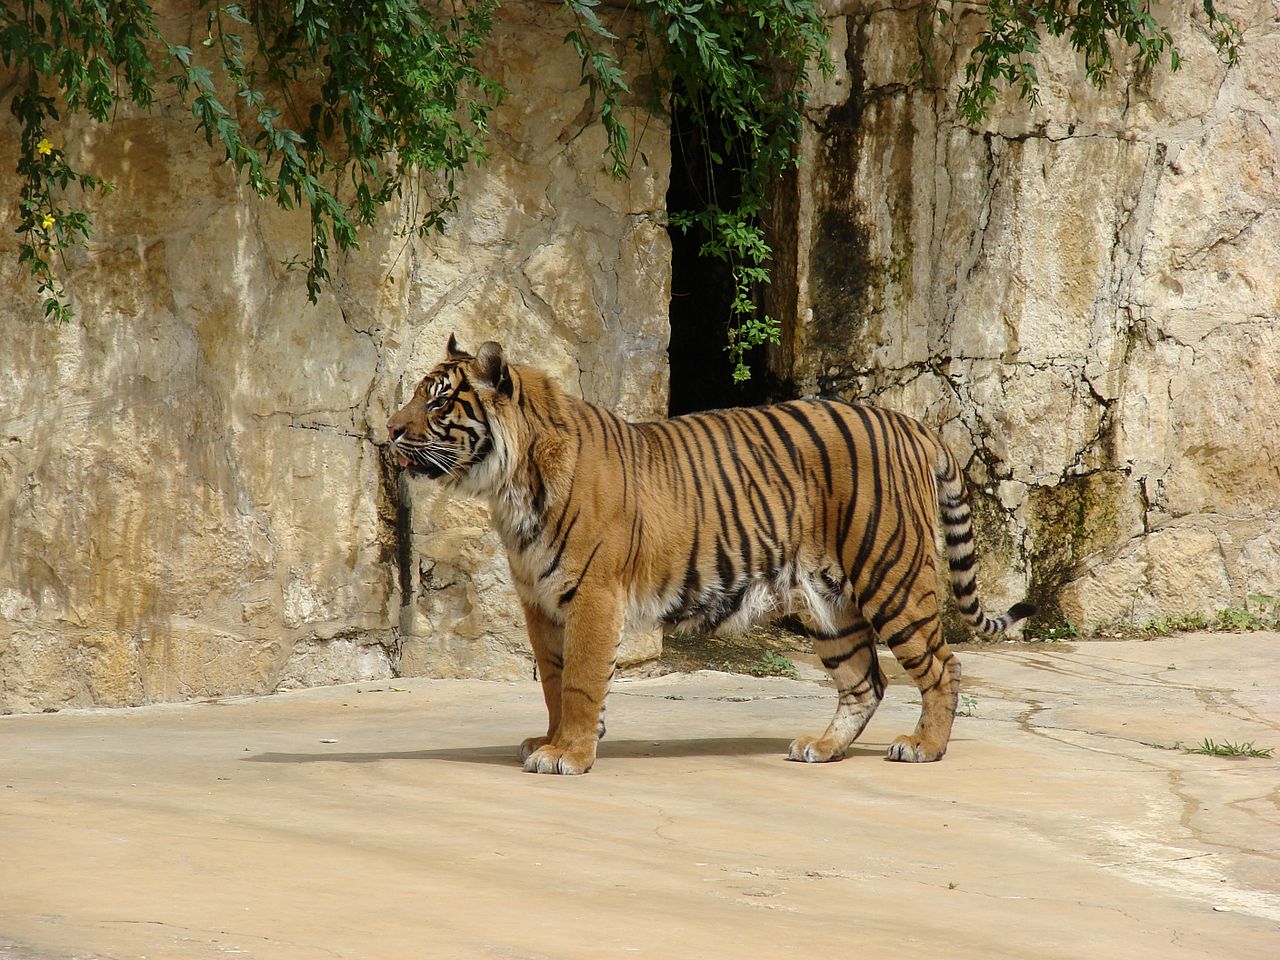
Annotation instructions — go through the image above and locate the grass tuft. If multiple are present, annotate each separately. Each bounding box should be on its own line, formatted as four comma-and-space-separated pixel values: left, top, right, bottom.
1177, 738, 1274, 759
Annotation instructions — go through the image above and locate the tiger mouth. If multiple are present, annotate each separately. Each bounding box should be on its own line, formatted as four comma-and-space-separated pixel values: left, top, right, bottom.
401, 459, 448, 480
391, 445, 454, 480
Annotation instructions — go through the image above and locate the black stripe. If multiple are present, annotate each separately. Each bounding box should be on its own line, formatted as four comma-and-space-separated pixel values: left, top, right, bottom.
693, 413, 755, 558
621, 513, 643, 576
776, 402, 834, 494
665, 419, 712, 514
701, 582, 750, 633
684, 413, 739, 540
740, 410, 799, 503
547, 475, 578, 543
757, 408, 804, 477
846, 406, 885, 582
859, 505, 908, 608
883, 614, 936, 651
601, 409, 632, 507
822, 650, 855, 670
859, 411, 926, 609
564, 684, 599, 704
819, 641, 871, 670
838, 658, 883, 697
736, 428, 784, 549
540, 511, 580, 581
558, 541, 603, 606
714, 536, 735, 588
805, 620, 871, 642
678, 527, 702, 609
585, 404, 610, 455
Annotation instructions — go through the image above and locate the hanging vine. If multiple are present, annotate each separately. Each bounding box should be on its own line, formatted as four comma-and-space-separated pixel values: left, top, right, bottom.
3, 0, 501, 320
562, 0, 830, 382
1, 1, 1247, 383
918, 0, 1243, 123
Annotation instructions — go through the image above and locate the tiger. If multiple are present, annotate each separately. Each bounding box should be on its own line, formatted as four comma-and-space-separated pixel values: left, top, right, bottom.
387, 336, 1035, 775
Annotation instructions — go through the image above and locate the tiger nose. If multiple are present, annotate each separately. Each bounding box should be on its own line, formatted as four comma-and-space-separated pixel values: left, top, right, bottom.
387, 424, 406, 443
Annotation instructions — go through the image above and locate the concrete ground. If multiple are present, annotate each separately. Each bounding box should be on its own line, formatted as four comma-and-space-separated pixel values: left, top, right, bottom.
1, 634, 1278, 960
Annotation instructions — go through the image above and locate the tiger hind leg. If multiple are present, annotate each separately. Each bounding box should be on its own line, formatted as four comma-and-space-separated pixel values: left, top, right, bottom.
877, 605, 960, 763
788, 612, 884, 763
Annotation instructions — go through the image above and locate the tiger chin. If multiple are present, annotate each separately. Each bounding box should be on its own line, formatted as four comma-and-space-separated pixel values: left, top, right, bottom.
387, 336, 1036, 775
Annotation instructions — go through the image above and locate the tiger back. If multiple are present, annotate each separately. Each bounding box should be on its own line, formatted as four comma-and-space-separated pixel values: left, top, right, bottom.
388, 337, 1035, 775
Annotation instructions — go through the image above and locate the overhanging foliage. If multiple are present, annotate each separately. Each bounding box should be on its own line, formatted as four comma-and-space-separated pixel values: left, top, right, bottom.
1, 0, 1245, 380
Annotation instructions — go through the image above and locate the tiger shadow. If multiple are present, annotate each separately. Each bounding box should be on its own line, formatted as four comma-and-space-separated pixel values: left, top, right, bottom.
246, 738, 888, 767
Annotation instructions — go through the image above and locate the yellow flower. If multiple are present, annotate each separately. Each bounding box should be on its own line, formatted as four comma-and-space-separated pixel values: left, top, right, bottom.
36, 138, 53, 156
41, 214, 56, 230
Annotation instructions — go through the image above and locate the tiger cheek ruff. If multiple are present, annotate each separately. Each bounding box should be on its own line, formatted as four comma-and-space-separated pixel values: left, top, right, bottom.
387, 337, 1035, 776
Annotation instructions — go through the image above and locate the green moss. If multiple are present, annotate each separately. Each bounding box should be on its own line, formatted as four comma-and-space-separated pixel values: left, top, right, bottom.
1024, 470, 1139, 631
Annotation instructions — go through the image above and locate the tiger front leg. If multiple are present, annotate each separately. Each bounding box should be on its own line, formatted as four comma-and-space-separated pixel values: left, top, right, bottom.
518, 601, 564, 763
523, 587, 622, 776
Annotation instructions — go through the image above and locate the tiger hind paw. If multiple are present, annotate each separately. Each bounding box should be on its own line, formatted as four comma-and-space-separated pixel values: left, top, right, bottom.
885, 735, 946, 763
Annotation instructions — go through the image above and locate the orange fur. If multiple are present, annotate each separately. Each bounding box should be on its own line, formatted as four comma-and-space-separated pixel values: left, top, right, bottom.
388, 339, 1034, 774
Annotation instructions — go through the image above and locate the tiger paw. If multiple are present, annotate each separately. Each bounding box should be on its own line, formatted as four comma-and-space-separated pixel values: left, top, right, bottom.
523, 743, 595, 775
786, 736, 845, 763
885, 735, 945, 763
518, 736, 552, 762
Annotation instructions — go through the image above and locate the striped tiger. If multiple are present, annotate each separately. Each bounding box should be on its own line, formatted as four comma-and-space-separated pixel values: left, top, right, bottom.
387, 337, 1035, 775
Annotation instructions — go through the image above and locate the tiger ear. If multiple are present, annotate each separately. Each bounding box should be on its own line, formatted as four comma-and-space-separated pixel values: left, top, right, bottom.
475, 341, 513, 398
446, 333, 467, 359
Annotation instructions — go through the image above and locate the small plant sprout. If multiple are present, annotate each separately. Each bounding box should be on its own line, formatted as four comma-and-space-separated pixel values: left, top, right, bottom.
746, 651, 800, 680
1179, 739, 1274, 759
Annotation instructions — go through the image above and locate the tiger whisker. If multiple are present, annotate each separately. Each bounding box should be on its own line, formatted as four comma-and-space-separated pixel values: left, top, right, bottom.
396, 441, 462, 479
394, 436, 461, 461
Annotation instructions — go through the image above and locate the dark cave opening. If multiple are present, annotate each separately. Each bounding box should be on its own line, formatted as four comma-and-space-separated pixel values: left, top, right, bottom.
665, 99, 774, 416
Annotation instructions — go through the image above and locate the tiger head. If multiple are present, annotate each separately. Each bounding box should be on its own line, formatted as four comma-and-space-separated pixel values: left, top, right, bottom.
386, 335, 515, 491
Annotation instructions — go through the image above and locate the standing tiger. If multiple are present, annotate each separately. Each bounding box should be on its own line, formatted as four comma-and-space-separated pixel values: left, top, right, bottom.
388, 337, 1035, 775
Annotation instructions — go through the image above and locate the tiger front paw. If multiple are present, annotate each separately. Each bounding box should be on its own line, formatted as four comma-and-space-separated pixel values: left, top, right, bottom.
519, 736, 552, 762
787, 735, 845, 763
522, 742, 595, 775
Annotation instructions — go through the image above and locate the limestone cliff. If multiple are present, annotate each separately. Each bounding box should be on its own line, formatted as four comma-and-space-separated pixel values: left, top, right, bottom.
0, 2, 670, 712
768, 0, 1280, 633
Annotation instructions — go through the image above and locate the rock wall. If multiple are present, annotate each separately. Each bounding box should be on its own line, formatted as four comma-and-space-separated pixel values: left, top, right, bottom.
769, 1, 1280, 632
0, 2, 670, 712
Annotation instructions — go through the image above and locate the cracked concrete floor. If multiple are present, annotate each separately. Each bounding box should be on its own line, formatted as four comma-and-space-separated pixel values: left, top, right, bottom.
1, 634, 1277, 960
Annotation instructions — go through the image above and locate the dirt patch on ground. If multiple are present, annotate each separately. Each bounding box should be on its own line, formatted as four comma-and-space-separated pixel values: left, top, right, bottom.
658, 624, 811, 676
659, 624, 1078, 682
